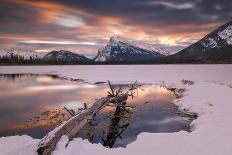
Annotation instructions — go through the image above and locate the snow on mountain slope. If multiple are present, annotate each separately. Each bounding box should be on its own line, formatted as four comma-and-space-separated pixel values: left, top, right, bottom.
218, 26, 232, 45
201, 38, 218, 48
111, 36, 170, 56
200, 21, 232, 50
44, 50, 91, 62
172, 20, 232, 60
94, 36, 167, 62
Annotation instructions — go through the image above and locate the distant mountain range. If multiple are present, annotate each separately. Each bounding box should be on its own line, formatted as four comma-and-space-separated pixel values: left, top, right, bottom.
1, 20, 232, 64
0, 48, 44, 59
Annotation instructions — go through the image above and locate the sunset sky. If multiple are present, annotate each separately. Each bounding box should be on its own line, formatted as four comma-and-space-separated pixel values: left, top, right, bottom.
0, 0, 231, 56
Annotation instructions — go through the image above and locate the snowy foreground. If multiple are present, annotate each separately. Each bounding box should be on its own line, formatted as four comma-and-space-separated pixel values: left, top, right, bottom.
0, 65, 232, 155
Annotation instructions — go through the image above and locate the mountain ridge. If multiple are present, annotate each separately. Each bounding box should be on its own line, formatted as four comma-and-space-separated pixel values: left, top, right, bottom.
169, 20, 232, 61
94, 36, 166, 62
43, 50, 91, 62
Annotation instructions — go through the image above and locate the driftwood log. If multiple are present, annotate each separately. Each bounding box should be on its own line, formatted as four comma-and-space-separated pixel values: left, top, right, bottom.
37, 94, 128, 155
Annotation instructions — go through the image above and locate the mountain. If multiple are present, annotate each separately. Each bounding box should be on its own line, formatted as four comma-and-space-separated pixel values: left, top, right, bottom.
0, 48, 44, 59
43, 50, 91, 62
94, 36, 166, 62
170, 20, 232, 62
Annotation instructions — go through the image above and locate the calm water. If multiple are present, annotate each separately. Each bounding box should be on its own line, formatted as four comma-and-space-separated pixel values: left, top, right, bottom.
0, 74, 193, 147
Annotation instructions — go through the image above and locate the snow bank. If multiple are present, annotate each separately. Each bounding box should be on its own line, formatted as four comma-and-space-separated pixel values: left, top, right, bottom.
0, 65, 232, 155
0, 135, 39, 155
52, 82, 232, 155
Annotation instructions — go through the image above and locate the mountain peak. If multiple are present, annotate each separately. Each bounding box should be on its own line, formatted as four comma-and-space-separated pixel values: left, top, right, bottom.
94, 36, 166, 62
109, 36, 129, 43
109, 36, 170, 56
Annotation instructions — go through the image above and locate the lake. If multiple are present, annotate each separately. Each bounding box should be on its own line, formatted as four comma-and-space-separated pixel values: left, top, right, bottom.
0, 72, 194, 147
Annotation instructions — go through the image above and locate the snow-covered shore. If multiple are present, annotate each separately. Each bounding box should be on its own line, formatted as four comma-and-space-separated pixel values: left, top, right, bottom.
0, 65, 232, 155
0, 65, 232, 85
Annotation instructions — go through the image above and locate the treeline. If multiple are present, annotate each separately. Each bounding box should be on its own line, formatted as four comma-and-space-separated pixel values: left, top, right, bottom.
0, 53, 94, 65
0, 53, 42, 65
1, 52, 232, 65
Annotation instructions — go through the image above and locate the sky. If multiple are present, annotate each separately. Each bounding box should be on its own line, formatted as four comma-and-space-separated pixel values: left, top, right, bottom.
0, 0, 231, 56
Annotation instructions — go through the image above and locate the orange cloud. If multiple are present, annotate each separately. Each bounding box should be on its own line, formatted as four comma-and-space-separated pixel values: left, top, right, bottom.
0, 0, 226, 54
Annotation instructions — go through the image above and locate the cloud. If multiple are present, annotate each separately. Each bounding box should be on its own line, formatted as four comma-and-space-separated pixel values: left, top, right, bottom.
19, 40, 97, 45
0, 0, 231, 54
142, 1, 194, 10
55, 13, 86, 28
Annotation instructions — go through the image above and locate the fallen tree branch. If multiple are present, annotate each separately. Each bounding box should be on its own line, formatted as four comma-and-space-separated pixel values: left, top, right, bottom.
37, 94, 128, 155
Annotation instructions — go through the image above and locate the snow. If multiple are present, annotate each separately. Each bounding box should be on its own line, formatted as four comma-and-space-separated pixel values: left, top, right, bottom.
201, 37, 218, 48
0, 65, 232, 155
51, 81, 232, 155
44, 50, 88, 60
94, 49, 111, 62
109, 36, 168, 55
0, 65, 231, 85
95, 36, 165, 62
59, 101, 85, 111
218, 26, 232, 45
0, 135, 39, 155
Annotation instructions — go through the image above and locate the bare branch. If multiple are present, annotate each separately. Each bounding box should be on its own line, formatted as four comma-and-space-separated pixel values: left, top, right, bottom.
64, 106, 75, 116
107, 80, 115, 96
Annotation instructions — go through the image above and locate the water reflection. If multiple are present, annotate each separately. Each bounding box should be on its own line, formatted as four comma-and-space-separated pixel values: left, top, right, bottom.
102, 106, 130, 148
0, 74, 108, 138
0, 74, 193, 148
77, 84, 192, 148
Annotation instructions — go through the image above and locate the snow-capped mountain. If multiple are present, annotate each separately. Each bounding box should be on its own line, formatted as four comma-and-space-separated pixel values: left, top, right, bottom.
0, 48, 44, 59
94, 36, 166, 62
128, 40, 170, 56
44, 50, 91, 62
171, 20, 232, 60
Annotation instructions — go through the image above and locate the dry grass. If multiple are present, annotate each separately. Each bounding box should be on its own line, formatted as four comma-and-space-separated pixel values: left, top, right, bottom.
181, 79, 194, 85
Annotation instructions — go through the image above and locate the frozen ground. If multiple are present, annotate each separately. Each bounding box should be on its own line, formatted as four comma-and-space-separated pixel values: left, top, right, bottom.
0, 65, 232, 155
0, 65, 232, 85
